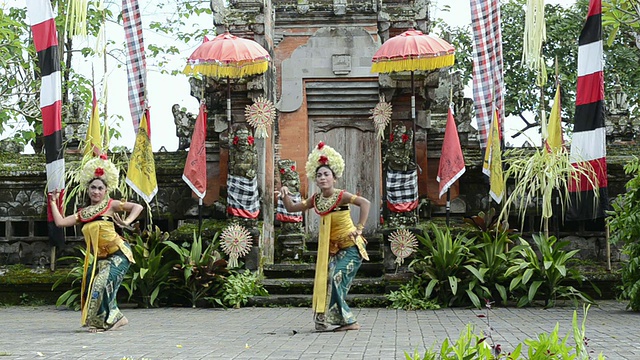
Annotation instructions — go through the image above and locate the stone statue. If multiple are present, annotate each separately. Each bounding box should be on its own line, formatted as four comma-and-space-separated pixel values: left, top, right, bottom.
277, 159, 303, 233
384, 124, 416, 171
172, 104, 197, 150
63, 93, 88, 149
229, 125, 258, 179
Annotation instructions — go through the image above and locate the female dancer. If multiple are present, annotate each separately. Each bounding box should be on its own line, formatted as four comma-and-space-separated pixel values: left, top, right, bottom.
279, 142, 370, 332
50, 155, 143, 332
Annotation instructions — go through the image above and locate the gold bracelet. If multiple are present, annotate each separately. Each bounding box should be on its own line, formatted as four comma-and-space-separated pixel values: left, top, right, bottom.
301, 199, 308, 207
356, 223, 365, 230
349, 194, 358, 204
119, 199, 126, 212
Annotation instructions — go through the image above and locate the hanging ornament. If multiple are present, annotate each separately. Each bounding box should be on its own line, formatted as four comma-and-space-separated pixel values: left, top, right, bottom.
220, 224, 253, 268
245, 96, 276, 139
388, 228, 418, 266
370, 95, 392, 140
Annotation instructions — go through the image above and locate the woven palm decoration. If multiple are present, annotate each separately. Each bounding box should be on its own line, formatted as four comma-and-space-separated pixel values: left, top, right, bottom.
245, 96, 276, 138
370, 95, 392, 140
388, 228, 418, 266
220, 224, 253, 268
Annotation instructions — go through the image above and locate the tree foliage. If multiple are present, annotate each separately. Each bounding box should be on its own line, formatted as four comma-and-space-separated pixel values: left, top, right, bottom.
0, 0, 212, 149
438, 0, 640, 139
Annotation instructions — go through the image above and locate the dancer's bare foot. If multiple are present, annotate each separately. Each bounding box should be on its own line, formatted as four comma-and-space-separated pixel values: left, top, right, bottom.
333, 323, 360, 332
88, 327, 105, 333
110, 316, 129, 331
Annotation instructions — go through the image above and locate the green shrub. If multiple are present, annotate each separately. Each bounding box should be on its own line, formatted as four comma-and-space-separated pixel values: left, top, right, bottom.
410, 223, 475, 307
506, 233, 594, 308
51, 247, 89, 310
607, 157, 640, 311
221, 269, 268, 308
122, 226, 176, 308
165, 231, 229, 308
386, 279, 440, 311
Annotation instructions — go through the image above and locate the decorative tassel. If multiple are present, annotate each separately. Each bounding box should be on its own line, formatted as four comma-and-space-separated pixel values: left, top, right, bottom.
522, 0, 547, 86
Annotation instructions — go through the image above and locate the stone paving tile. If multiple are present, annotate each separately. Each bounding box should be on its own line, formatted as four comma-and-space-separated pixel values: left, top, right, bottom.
0, 300, 636, 359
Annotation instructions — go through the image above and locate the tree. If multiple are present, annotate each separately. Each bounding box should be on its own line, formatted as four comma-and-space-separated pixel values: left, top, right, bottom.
603, 0, 640, 50
438, 0, 639, 139
0, 0, 212, 150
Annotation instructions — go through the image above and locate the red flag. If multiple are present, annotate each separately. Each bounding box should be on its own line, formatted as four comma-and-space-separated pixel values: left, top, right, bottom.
567, 0, 609, 221
27, 1, 65, 247
182, 103, 208, 198
437, 107, 466, 198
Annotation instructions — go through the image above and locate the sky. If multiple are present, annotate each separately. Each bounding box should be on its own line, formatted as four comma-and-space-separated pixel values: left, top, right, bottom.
7, 0, 575, 152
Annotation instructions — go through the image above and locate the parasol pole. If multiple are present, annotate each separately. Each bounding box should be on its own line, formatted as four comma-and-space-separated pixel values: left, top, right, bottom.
227, 76, 232, 125
410, 71, 418, 171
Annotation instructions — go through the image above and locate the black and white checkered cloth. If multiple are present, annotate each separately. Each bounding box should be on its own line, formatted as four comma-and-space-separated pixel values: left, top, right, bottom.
386, 169, 418, 211
227, 175, 260, 219
276, 193, 303, 223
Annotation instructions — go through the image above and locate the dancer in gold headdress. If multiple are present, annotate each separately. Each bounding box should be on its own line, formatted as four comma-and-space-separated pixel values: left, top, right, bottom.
278, 142, 370, 332
49, 154, 143, 332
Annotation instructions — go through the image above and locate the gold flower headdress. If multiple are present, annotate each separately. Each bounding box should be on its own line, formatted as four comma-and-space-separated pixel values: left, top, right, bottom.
78, 154, 119, 191
305, 141, 345, 180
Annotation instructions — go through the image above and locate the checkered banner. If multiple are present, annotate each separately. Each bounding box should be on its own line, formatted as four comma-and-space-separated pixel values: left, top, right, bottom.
386, 170, 418, 212
470, 0, 505, 149
276, 194, 303, 223
227, 175, 260, 219
122, 0, 147, 132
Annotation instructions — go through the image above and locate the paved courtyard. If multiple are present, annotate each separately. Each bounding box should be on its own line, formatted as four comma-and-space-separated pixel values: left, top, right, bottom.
0, 300, 638, 359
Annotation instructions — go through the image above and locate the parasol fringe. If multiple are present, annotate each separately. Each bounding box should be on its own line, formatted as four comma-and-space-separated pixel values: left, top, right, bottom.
183, 61, 269, 79
371, 54, 455, 74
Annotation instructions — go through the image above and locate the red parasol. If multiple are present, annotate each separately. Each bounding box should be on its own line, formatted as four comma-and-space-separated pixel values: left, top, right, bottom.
183, 32, 271, 124
371, 29, 455, 155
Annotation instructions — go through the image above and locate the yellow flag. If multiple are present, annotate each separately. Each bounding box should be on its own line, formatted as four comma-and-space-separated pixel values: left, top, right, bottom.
83, 88, 102, 156
545, 84, 564, 152
482, 110, 504, 204
126, 110, 157, 203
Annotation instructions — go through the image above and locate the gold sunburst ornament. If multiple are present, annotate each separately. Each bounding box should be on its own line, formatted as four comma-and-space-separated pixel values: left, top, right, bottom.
245, 96, 276, 139
370, 95, 392, 140
220, 224, 253, 268
388, 229, 418, 266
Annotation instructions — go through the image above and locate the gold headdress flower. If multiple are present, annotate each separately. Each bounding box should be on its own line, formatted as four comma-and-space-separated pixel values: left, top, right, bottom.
305, 141, 345, 180
78, 154, 119, 191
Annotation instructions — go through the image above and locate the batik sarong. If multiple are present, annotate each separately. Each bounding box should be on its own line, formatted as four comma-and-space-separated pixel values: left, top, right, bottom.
84, 248, 130, 330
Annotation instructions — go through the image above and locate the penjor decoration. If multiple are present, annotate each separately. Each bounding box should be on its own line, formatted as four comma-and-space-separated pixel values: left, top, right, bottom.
245, 96, 276, 138
370, 95, 392, 140
388, 229, 418, 266
220, 224, 253, 268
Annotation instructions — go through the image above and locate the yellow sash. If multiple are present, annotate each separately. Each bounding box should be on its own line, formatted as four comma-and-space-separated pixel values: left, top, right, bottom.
312, 210, 369, 313
80, 220, 134, 325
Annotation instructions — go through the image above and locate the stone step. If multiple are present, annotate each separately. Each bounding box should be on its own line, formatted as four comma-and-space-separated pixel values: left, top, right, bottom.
263, 262, 385, 278
247, 293, 390, 308
301, 249, 384, 262
262, 277, 387, 295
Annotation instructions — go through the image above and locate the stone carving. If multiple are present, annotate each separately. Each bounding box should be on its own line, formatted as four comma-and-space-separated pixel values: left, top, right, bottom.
229, 125, 258, 179
383, 124, 415, 171
63, 93, 88, 148
172, 104, 197, 150
606, 81, 636, 143
277, 159, 303, 234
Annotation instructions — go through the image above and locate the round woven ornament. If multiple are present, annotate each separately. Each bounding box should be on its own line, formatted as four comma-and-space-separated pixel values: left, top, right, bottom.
370, 95, 392, 140
245, 96, 276, 139
388, 228, 418, 266
220, 224, 253, 268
